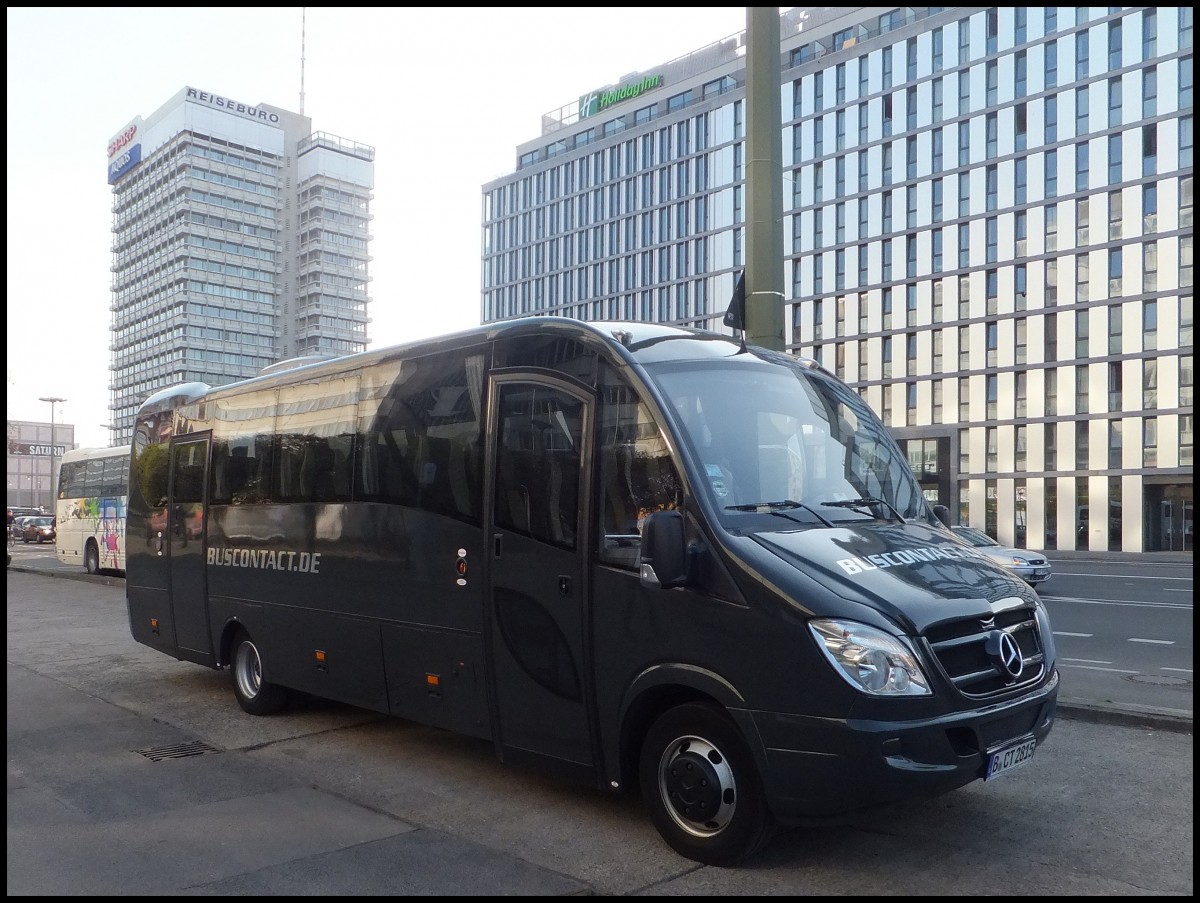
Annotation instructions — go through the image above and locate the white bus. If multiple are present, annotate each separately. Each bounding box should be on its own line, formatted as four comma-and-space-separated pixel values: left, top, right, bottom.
55, 445, 130, 574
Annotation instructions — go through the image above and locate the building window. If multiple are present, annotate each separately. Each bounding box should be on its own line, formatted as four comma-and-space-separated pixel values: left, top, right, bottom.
1143, 416, 1158, 466
1016, 370, 1028, 416
1045, 147, 1058, 197
1108, 76, 1122, 128
1109, 20, 1123, 69
986, 426, 998, 471
1143, 9, 1157, 60
1143, 358, 1159, 408
1181, 354, 1194, 408
1046, 38, 1058, 88
1108, 360, 1123, 412
1076, 87, 1089, 136
1076, 308, 1090, 358
986, 112, 998, 158
986, 322, 999, 368
1108, 248, 1123, 299
1078, 196, 1090, 245
1046, 257, 1058, 303
958, 120, 970, 167
1143, 124, 1158, 176
1076, 30, 1090, 81
1076, 363, 1090, 413
1076, 141, 1090, 193
1108, 133, 1122, 183
1046, 367, 1059, 417
959, 324, 970, 369
1076, 418, 1090, 471
1144, 65, 1158, 118
1143, 299, 1158, 350
1045, 95, 1058, 143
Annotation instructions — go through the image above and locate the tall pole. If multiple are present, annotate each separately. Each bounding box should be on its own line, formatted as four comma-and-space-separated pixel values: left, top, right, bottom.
39, 396, 65, 511
744, 7, 785, 350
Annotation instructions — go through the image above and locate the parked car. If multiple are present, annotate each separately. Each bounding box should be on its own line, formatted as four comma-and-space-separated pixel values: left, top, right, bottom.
950, 525, 1052, 587
20, 516, 56, 544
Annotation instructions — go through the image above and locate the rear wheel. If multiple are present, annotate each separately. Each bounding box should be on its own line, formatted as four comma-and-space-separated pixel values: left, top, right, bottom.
639, 702, 775, 866
84, 541, 100, 575
231, 629, 289, 715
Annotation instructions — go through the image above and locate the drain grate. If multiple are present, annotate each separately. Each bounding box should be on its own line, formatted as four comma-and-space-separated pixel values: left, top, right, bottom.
1124, 673, 1191, 688
135, 740, 222, 762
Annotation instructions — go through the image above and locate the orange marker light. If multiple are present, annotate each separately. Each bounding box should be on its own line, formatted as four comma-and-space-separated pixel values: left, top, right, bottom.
425, 673, 440, 687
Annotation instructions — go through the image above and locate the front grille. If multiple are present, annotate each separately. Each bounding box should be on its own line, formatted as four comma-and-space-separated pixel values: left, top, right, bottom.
924, 605, 1046, 698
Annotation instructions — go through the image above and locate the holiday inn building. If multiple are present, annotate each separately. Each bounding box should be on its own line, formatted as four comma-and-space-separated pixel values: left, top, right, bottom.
481, 6, 1194, 553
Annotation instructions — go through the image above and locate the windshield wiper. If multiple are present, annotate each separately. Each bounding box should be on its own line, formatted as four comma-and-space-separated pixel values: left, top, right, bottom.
820, 497, 907, 523
725, 499, 835, 527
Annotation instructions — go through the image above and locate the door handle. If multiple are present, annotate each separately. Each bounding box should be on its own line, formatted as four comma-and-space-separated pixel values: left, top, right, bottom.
558, 575, 571, 596
493, 533, 503, 558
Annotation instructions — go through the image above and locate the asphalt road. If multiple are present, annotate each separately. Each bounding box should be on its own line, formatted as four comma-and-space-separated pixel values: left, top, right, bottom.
6, 561, 1194, 895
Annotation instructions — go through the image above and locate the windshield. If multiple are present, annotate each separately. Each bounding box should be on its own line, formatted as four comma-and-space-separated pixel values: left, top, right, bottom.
952, 526, 1000, 547
647, 355, 930, 525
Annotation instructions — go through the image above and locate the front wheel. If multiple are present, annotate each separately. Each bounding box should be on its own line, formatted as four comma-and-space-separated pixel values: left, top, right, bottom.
639, 702, 775, 866
231, 629, 290, 715
84, 541, 100, 575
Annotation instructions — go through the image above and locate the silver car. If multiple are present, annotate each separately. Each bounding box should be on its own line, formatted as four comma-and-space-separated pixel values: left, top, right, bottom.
950, 525, 1052, 587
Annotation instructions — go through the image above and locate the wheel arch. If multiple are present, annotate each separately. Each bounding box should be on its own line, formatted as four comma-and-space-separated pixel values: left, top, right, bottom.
615, 664, 766, 796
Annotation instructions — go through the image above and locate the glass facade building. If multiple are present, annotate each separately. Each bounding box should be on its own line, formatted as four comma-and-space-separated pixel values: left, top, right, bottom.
106, 87, 374, 445
481, 6, 1193, 553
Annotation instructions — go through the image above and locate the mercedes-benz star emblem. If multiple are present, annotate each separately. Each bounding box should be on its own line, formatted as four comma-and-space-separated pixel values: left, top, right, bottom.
985, 630, 1024, 681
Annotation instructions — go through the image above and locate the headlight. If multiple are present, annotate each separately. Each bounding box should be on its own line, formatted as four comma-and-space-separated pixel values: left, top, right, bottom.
809, 619, 932, 696
1011, 556, 1030, 566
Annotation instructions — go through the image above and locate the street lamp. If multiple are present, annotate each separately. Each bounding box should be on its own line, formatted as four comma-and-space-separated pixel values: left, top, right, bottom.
39, 396, 66, 509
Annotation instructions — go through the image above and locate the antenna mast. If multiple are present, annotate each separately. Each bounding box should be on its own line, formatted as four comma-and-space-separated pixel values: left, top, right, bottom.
299, 7, 306, 115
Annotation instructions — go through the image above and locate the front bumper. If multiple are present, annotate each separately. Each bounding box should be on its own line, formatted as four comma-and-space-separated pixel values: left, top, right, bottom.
745, 669, 1059, 823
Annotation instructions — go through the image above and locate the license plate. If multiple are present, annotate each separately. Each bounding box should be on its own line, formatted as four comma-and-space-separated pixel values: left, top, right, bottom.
985, 737, 1037, 780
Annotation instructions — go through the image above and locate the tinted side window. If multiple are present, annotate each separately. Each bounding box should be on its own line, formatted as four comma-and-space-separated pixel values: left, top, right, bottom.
210, 388, 277, 505
274, 375, 358, 503
494, 382, 586, 550
596, 363, 682, 568
357, 348, 485, 524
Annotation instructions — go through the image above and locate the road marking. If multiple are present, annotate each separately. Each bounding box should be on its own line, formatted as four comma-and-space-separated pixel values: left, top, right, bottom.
1058, 663, 1140, 674
1162, 667, 1193, 674
1164, 588, 1191, 592
1053, 631, 1094, 637
1047, 571, 1192, 581
1129, 637, 1174, 645
1038, 596, 1191, 610
1061, 657, 1112, 664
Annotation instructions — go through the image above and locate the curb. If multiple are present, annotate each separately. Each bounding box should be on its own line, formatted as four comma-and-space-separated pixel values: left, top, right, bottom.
1057, 698, 1193, 735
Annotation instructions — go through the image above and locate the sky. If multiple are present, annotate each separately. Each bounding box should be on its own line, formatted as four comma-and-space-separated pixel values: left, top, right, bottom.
6, 6, 753, 449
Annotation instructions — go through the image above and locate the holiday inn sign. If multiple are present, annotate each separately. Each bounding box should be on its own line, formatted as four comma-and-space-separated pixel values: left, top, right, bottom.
578, 74, 664, 120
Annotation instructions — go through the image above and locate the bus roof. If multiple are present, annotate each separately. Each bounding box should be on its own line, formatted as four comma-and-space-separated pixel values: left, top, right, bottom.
134, 319, 819, 417
58, 445, 131, 463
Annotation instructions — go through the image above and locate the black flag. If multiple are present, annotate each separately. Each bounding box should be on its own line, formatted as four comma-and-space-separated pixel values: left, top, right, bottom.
723, 270, 746, 331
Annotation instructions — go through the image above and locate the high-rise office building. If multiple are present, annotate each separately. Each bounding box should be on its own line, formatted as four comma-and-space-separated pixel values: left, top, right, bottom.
106, 86, 375, 444
481, 6, 1194, 553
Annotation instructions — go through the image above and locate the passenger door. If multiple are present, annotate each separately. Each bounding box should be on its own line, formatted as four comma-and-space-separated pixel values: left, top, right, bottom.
168, 434, 214, 665
485, 375, 594, 770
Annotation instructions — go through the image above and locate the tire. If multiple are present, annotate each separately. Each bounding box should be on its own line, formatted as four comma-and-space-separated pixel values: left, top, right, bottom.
84, 541, 100, 575
639, 702, 775, 866
231, 629, 290, 716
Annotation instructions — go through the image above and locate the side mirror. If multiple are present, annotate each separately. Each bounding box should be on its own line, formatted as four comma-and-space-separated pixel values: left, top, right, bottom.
932, 504, 951, 528
639, 510, 690, 589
